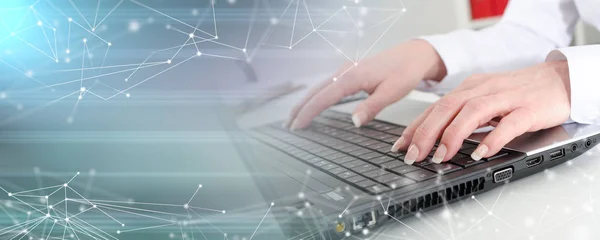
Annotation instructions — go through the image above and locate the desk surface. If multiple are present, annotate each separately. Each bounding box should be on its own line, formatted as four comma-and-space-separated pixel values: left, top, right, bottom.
240, 79, 600, 240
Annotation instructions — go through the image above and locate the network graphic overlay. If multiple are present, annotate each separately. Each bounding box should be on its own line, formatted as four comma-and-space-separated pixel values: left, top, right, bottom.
0, 0, 407, 125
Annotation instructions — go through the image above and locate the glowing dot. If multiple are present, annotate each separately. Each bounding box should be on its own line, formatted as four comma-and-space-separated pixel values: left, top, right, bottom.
333, 77, 338, 81
78, 95, 82, 100
92, 28, 95, 31
93, 205, 97, 208
183, 204, 189, 209
125, 93, 130, 98
198, 184, 203, 188
45, 196, 48, 199
191, 9, 199, 16
298, 192, 304, 199
49, 205, 53, 209
37, 21, 42, 26
121, 224, 125, 227
116, 230, 120, 234
63, 183, 68, 187
128, 20, 141, 32
83, 38, 87, 43
362, 228, 369, 235
384, 211, 388, 215
0, 92, 6, 99
68, 17, 72, 22
189, 33, 194, 38
66, 49, 70, 54
108, 42, 112, 46
165, 24, 171, 30
227, 0, 236, 4
45, 214, 50, 218
270, 202, 275, 206
242, 48, 247, 53
125, 78, 129, 82
222, 210, 226, 214
80, 87, 86, 92
313, 28, 316, 32
196, 51, 202, 56
488, 211, 493, 215
270, 17, 279, 25
345, 232, 351, 237
65, 218, 69, 222
215, 36, 219, 39
8, 193, 12, 196
167, 59, 172, 64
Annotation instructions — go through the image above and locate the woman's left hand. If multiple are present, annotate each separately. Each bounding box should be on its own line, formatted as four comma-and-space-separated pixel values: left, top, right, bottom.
392, 61, 572, 165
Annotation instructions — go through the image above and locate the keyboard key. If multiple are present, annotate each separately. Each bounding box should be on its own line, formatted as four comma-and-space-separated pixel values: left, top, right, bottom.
323, 152, 346, 161
337, 171, 357, 179
366, 185, 390, 194
390, 165, 421, 175
380, 160, 405, 169
387, 178, 416, 189
342, 160, 366, 169
356, 179, 377, 189
413, 158, 434, 167
321, 163, 338, 171
404, 170, 438, 182
360, 152, 383, 160
363, 169, 388, 179
450, 154, 482, 168
331, 156, 356, 164
347, 175, 366, 183
353, 164, 379, 173
387, 128, 405, 136
423, 163, 462, 175
348, 148, 371, 156
374, 173, 404, 184
460, 142, 478, 150
367, 155, 396, 165
329, 167, 346, 175
459, 147, 477, 155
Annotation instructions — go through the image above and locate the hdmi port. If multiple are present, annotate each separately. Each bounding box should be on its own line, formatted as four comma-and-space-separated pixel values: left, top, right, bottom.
525, 156, 543, 168
549, 149, 565, 161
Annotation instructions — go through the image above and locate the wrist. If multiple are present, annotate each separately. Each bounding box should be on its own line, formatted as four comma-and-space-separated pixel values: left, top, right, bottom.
409, 40, 447, 82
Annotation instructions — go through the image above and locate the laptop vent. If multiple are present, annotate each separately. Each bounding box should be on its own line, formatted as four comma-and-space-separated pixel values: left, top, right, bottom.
387, 177, 485, 218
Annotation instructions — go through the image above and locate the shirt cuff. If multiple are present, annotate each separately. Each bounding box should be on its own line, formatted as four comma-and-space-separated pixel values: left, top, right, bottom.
546, 45, 600, 124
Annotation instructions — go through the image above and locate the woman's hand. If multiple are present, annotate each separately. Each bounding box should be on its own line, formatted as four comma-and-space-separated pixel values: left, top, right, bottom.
286, 40, 447, 130
392, 61, 572, 165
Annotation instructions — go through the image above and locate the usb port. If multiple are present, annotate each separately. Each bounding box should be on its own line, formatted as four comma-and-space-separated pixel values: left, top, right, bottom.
549, 149, 565, 160
525, 156, 543, 167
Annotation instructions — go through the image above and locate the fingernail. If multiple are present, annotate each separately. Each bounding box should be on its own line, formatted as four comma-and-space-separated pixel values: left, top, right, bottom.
471, 144, 488, 161
290, 119, 299, 131
352, 111, 368, 128
432, 144, 447, 163
391, 136, 405, 152
404, 144, 419, 165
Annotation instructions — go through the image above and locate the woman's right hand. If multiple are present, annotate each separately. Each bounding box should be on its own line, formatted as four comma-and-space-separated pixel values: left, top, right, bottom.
286, 39, 448, 130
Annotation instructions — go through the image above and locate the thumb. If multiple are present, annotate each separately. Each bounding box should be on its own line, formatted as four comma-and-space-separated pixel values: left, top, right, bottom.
352, 82, 409, 127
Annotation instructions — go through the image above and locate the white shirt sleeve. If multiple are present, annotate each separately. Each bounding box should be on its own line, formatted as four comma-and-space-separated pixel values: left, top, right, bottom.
546, 45, 600, 124
417, 0, 579, 94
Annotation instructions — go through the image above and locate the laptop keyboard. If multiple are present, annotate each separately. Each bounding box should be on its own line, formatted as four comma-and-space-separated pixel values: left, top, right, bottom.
249, 110, 511, 195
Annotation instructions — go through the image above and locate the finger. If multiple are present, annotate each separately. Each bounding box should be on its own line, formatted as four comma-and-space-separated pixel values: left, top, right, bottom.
401, 90, 480, 164
390, 106, 433, 153
352, 80, 413, 128
434, 93, 516, 163
472, 107, 536, 160
285, 77, 336, 128
291, 75, 364, 130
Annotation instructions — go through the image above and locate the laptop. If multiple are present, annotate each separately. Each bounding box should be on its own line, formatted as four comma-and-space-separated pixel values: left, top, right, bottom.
240, 97, 600, 239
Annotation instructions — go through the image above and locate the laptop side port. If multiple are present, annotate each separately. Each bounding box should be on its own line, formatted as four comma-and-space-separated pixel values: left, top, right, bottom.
525, 156, 543, 168
549, 149, 565, 161
493, 167, 513, 183
351, 210, 378, 231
